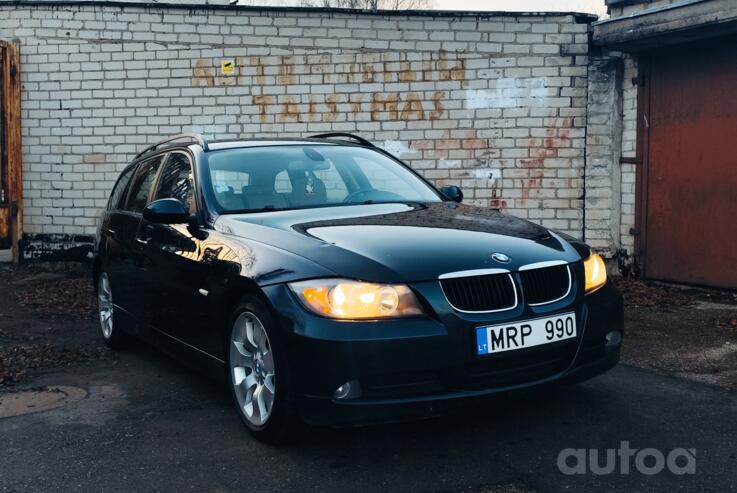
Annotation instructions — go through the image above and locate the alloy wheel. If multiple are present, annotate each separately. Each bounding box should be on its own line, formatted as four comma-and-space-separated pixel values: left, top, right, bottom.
98, 273, 114, 339
230, 311, 276, 426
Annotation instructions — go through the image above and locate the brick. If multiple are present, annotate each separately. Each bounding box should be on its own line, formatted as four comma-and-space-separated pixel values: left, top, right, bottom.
5, 3, 602, 250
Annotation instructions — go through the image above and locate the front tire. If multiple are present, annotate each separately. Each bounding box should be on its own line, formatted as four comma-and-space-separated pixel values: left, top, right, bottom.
96, 272, 130, 349
226, 297, 298, 443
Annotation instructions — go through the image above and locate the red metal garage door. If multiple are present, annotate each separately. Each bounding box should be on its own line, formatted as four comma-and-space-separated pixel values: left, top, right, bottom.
640, 38, 737, 289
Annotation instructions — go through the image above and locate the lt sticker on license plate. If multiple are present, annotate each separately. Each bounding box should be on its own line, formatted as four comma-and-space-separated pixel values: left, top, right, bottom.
476, 312, 577, 356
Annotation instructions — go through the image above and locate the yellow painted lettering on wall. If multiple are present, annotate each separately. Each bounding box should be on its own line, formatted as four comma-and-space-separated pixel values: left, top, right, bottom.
192, 59, 214, 87
279, 96, 301, 123
278, 56, 297, 85
371, 93, 399, 121
253, 95, 273, 123
324, 95, 341, 123
400, 93, 425, 120
251, 56, 266, 85
430, 91, 446, 120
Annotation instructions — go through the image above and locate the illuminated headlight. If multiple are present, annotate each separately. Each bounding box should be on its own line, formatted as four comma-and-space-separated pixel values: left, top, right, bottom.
583, 252, 607, 294
288, 279, 424, 319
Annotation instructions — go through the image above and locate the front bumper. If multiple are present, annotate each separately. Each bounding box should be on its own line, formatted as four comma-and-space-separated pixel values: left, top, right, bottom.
263, 278, 623, 427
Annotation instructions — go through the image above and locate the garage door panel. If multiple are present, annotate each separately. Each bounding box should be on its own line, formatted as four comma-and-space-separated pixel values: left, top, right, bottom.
644, 38, 737, 288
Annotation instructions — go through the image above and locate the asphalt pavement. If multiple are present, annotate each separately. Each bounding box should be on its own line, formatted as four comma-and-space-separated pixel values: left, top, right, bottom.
1, 344, 736, 492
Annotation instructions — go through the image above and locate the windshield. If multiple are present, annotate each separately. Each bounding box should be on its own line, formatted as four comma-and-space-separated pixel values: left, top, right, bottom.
205, 145, 442, 212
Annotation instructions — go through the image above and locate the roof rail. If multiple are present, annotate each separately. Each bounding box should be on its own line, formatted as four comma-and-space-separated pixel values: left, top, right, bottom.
308, 132, 376, 148
135, 133, 209, 159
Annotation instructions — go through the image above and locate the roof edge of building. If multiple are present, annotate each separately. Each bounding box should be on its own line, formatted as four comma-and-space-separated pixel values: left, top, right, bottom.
0, 0, 598, 22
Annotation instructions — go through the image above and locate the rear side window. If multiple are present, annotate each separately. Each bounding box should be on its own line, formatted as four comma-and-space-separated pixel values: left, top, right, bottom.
124, 156, 164, 213
155, 153, 196, 213
108, 166, 135, 211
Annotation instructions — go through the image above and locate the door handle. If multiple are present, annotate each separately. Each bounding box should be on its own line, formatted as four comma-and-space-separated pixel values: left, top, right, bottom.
136, 224, 154, 246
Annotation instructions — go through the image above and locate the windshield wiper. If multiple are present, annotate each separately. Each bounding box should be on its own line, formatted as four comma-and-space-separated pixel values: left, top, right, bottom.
240, 205, 281, 213
356, 200, 425, 205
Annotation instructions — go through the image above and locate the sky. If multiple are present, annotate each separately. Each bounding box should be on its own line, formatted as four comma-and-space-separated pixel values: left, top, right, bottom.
54, 0, 608, 16
430, 0, 606, 15
232, 0, 609, 16
33, 0, 608, 16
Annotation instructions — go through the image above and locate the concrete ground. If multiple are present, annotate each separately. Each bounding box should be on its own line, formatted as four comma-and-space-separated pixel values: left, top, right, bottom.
1, 267, 736, 492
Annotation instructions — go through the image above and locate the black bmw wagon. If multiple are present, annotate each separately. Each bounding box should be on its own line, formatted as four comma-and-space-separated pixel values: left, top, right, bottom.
94, 133, 623, 442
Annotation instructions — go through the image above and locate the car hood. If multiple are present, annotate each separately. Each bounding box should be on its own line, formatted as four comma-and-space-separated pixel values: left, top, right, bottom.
215, 202, 582, 283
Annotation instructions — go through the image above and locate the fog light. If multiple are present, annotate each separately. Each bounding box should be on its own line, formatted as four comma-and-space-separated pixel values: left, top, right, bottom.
333, 380, 362, 400
605, 330, 622, 347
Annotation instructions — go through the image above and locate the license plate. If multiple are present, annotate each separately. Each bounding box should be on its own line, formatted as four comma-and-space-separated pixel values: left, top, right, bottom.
476, 312, 577, 356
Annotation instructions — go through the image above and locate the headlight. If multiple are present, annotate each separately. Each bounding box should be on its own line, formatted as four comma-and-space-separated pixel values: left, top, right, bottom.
288, 279, 424, 319
583, 252, 607, 294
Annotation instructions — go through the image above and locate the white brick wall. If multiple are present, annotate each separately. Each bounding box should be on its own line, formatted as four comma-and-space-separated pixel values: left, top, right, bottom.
584, 54, 622, 256
580, 45, 639, 260
620, 53, 638, 255
1, 3, 597, 256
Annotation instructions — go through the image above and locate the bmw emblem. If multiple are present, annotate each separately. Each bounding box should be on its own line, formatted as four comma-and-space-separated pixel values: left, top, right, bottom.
491, 252, 511, 263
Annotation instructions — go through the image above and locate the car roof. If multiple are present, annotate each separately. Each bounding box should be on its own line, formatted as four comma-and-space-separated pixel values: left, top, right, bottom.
132, 134, 378, 164
204, 139, 341, 152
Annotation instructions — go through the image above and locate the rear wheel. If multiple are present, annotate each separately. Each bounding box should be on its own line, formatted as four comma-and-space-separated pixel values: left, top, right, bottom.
97, 272, 130, 349
227, 297, 298, 443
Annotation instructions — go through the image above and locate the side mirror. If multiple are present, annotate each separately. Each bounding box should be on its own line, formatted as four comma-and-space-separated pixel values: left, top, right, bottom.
143, 198, 190, 224
440, 185, 463, 203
